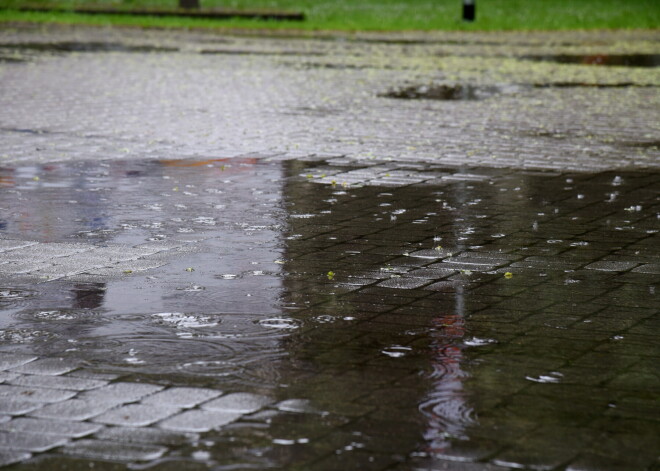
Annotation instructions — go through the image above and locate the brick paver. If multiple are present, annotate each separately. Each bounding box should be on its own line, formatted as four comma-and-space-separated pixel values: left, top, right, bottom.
0, 26, 658, 171
0, 23, 657, 471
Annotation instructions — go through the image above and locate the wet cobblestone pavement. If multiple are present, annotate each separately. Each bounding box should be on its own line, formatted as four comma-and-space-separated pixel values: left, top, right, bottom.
0, 25, 659, 470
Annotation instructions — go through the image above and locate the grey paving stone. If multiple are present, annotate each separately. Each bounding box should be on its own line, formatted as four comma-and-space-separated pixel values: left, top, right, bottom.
29, 399, 114, 421
439, 261, 502, 272
0, 261, 51, 275
376, 277, 431, 289
631, 263, 660, 274
0, 353, 37, 371
442, 172, 491, 182
275, 399, 318, 413
140, 386, 222, 409
62, 439, 167, 461
0, 239, 37, 252
66, 370, 122, 381
0, 371, 19, 383
10, 357, 81, 376
405, 267, 459, 279
585, 261, 639, 272
84, 259, 167, 276
0, 384, 77, 403
77, 382, 164, 405
158, 409, 243, 432
88, 244, 163, 259
407, 249, 452, 260
95, 426, 198, 445
201, 392, 273, 414
0, 399, 43, 416
508, 258, 578, 271
0, 450, 32, 467
0, 431, 68, 452
0, 417, 102, 438
93, 404, 181, 427
445, 256, 510, 268
0, 243, 90, 263
27, 264, 87, 281
9, 374, 107, 391
135, 240, 186, 252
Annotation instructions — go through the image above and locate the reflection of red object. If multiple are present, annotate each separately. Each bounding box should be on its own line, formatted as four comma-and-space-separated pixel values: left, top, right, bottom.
108, 158, 260, 179
0, 167, 14, 187
423, 308, 469, 455
583, 54, 607, 65
433, 314, 464, 338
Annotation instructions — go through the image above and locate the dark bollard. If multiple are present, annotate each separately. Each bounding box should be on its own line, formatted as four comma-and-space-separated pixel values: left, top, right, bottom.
463, 0, 475, 21
179, 0, 200, 8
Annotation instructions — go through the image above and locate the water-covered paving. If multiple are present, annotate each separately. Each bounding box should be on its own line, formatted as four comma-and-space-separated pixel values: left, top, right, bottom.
0, 23, 659, 470
0, 157, 658, 470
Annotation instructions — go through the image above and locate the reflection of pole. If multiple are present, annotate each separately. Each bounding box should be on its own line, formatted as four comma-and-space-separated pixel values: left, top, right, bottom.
179, 0, 200, 8
422, 285, 472, 453
463, 0, 475, 21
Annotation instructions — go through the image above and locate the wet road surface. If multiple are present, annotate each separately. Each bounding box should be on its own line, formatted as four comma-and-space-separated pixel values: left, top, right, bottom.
0, 157, 658, 470
0, 25, 659, 470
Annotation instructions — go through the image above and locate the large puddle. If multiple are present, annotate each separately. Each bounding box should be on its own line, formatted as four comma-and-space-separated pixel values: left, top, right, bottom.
0, 158, 658, 470
0, 158, 287, 386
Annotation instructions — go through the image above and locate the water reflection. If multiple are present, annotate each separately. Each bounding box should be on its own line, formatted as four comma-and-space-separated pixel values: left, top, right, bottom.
0, 158, 262, 243
0, 158, 288, 387
72, 283, 106, 310
0, 158, 657, 469
421, 284, 474, 454
278, 161, 659, 469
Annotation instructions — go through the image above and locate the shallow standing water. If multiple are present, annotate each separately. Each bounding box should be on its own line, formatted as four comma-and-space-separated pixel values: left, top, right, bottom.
0, 157, 658, 470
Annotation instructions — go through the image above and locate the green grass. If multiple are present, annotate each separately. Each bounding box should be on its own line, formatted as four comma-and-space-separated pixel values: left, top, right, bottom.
0, 0, 658, 31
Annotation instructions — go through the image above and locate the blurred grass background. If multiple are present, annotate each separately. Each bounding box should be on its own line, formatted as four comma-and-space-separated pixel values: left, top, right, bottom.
0, 0, 658, 31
